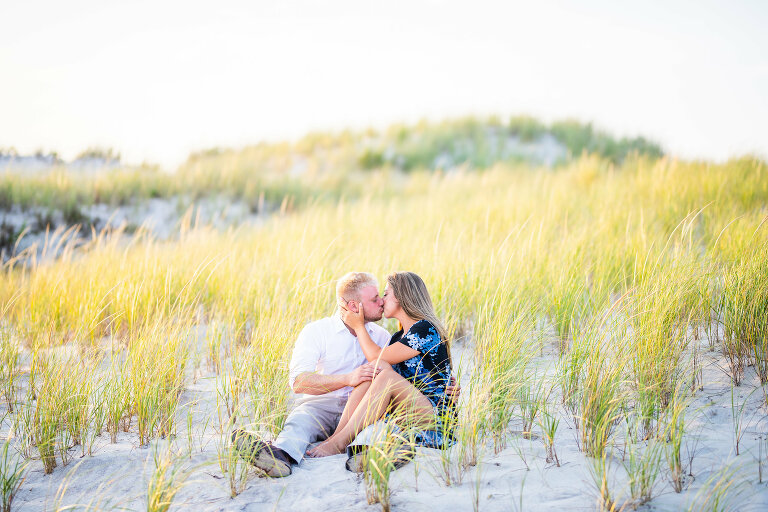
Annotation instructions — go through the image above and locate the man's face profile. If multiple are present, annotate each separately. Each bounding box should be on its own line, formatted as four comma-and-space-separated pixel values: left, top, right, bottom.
352, 285, 384, 322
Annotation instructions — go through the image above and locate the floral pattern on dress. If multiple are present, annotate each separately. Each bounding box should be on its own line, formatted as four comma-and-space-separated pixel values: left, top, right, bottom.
390, 319, 455, 448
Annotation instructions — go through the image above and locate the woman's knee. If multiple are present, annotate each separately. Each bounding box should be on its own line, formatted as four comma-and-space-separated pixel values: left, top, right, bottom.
373, 360, 393, 372
371, 363, 397, 384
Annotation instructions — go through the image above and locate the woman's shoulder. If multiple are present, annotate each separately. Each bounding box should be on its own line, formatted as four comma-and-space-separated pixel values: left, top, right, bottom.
409, 319, 440, 339
389, 328, 404, 344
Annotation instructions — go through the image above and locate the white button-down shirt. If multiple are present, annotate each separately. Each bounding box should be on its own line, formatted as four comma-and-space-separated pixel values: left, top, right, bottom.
288, 314, 392, 399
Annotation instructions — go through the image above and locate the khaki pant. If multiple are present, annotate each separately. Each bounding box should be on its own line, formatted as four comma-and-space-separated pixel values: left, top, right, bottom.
272, 395, 390, 464
272, 395, 347, 463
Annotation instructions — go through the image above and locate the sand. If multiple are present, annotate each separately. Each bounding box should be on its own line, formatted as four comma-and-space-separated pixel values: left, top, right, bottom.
5, 330, 768, 512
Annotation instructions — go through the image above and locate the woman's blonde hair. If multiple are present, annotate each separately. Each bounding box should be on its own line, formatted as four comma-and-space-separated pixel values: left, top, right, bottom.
387, 271, 451, 361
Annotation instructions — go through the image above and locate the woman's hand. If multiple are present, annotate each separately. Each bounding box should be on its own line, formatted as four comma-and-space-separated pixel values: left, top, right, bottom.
446, 375, 461, 403
339, 299, 366, 332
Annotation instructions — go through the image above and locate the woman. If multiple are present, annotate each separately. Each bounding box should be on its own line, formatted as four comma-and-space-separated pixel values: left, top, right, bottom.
306, 271, 454, 457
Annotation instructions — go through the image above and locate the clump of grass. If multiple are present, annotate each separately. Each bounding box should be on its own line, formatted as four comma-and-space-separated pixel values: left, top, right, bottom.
361, 422, 407, 512
244, 347, 288, 436
216, 348, 245, 428
34, 405, 59, 473
538, 403, 560, 466
629, 259, 699, 436
569, 310, 627, 458
432, 391, 468, 487
663, 387, 689, 493
720, 271, 750, 386
559, 332, 589, 420
546, 264, 588, 349
104, 358, 130, 444
0, 440, 27, 512
703, 276, 723, 351
205, 319, 224, 374
219, 428, 251, 498
0, 330, 19, 413
515, 371, 547, 439
214, 374, 251, 497
730, 386, 751, 456
578, 356, 625, 458
129, 321, 189, 446
12, 399, 34, 460
623, 423, 665, 506
147, 443, 190, 512
63, 357, 98, 457
0, 294, 21, 414
685, 463, 749, 512
473, 294, 534, 453
453, 368, 487, 475
26, 353, 85, 474
722, 243, 768, 385
589, 454, 621, 511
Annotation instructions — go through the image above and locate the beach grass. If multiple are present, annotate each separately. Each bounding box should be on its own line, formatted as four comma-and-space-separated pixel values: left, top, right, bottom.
0, 150, 765, 509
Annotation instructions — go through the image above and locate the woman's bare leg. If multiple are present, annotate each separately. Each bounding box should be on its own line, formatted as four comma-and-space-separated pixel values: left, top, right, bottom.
307, 367, 434, 457
334, 361, 389, 435
334, 380, 371, 435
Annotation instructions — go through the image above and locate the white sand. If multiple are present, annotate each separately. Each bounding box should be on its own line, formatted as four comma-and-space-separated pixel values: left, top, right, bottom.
6, 330, 768, 511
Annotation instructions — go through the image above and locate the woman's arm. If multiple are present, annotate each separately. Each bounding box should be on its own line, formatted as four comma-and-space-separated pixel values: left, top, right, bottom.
341, 302, 419, 365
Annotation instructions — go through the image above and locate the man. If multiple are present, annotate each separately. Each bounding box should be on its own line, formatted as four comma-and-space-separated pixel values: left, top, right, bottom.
232, 272, 391, 477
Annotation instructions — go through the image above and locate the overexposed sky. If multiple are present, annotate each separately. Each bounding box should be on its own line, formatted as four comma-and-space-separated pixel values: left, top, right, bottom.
1, 0, 766, 169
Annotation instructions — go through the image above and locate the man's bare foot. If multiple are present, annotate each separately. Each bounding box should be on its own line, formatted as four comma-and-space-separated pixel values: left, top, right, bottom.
306, 440, 345, 457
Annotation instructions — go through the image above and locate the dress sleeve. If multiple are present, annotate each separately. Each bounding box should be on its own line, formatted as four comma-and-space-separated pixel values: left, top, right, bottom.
288, 324, 321, 389
395, 321, 441, 355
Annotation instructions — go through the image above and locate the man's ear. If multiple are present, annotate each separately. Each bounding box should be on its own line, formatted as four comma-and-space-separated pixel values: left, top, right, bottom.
349, 301, 359, 313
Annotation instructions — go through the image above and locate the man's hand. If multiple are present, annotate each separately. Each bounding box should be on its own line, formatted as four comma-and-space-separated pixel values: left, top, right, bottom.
446, 375, 461, 404
347, 362, 382, 387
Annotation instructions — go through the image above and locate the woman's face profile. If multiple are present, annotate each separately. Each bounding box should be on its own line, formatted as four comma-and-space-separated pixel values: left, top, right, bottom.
382, 284, 401, 319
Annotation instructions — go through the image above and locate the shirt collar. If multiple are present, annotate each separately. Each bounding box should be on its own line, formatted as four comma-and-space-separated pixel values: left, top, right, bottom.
332, 314, 348, 333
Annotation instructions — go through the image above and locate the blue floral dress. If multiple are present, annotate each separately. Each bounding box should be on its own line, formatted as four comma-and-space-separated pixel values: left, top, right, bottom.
390, 319, 455, 448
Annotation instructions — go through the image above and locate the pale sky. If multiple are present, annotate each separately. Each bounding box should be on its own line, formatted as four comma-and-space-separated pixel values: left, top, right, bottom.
1, 0, 766, 169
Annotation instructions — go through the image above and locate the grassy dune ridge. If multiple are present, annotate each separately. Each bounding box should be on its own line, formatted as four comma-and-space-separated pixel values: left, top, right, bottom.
0, 117, 663, 214
0, 152, 767, 509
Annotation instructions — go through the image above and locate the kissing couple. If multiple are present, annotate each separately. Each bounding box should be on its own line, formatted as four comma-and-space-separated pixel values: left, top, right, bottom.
232, 271, 459, 476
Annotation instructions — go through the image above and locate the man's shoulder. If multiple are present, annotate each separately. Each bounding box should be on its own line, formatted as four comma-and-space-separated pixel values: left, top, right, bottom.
300, 316, 336, 335
366, 322, 392, 347
304, 315, 335, 328
366, 322, 390, 336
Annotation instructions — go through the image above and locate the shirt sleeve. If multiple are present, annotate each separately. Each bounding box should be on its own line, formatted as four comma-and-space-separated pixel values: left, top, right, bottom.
288, 324, 322, 389
395, 321, 440, 354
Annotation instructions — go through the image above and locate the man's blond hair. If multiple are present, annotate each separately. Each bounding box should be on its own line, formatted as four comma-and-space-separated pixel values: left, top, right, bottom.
336, 272, 378, 301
